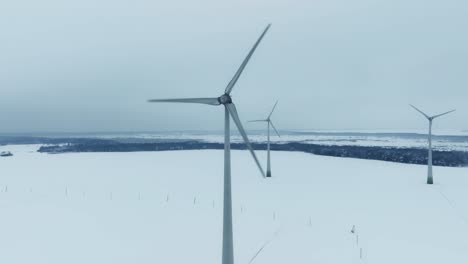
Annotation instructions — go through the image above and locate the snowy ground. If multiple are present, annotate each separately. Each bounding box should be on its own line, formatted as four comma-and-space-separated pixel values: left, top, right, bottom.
122, 131, 468, 151
1, 145, 468, 264
7, 129, 468, 151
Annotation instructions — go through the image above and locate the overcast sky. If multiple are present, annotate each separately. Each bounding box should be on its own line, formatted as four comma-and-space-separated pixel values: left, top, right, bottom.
0, 0, 467, 133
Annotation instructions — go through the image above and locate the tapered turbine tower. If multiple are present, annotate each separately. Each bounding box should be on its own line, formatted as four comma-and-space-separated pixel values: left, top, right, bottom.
248, 101, 280, 177
148, 25, 271, 264
410, 104, 455, 184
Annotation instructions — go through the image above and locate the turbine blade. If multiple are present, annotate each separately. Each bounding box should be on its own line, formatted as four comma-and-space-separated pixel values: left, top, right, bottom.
226, 103, 266, 178
270, 120, 280, 137
224, 24, 271, 95
432, 109, 456, 119
410, 104, 430, 119
147, 97, 220, 106
248, 119, 268, 122
267, 101, 278, 119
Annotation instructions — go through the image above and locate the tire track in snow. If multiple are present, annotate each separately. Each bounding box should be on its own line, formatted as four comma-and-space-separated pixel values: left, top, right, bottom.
434, 184, 468, 249
436, 186, 468, 225
248, 226, 282, 264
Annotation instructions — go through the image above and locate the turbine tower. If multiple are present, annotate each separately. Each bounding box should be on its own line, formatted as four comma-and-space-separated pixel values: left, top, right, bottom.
410, 104, 455, 184
248, 101, 280, 177
148, 25, 271, 264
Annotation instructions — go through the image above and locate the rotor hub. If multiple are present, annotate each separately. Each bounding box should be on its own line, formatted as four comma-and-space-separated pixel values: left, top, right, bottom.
218, 94, 232, 105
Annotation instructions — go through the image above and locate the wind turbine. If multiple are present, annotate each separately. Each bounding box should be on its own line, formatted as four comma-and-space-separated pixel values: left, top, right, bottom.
248, 101, 280, 177
148, 24, 271, 264
410, 104, 455, 184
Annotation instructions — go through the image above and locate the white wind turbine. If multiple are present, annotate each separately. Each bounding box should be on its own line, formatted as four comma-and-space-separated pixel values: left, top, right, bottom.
410, 104, 455, 184
148, 24, 271, 264
248, 101, 280, 177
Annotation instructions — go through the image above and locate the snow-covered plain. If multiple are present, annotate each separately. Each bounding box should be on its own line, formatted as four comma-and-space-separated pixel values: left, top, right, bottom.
1, 144, 468, 264
110, 132, 468, 152
12, 129, 468, 151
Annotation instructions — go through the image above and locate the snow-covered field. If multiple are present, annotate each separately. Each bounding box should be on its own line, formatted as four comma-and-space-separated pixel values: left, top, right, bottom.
100, 131, 468, 151
1, 144, 468, 264
28, 130, 468, 151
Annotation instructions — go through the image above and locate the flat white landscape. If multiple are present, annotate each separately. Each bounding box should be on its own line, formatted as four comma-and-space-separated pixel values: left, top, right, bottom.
1, 145, 468, 264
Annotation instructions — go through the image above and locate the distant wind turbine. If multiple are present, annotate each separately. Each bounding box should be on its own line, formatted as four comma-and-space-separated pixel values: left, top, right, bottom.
248, 101, 280, 177
148, 24, 271, 264
410, 104, 456, 184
